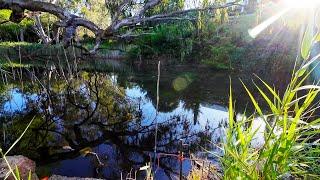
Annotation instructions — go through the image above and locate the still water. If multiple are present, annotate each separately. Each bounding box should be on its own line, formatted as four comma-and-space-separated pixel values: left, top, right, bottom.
0, 65, 251, 179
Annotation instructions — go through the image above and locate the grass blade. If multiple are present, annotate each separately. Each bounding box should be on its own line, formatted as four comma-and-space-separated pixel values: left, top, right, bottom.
4, 116, 35, 156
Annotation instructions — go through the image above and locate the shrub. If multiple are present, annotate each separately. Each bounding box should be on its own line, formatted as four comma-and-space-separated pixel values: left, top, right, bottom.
127, 21, 195, 62
201, 41, 244, 69
0, 10, 36, 42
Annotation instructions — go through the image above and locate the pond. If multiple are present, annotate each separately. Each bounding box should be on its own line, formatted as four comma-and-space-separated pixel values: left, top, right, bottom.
0, 63, 263, 179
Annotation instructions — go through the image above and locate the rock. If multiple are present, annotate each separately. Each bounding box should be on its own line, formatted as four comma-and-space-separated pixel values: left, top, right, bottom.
0, 155, 39, 180
49, 175, 103, 180
0, 156, 102, 180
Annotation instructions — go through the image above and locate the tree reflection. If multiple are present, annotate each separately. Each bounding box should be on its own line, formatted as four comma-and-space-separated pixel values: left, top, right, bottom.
0, 67, 213, 178
124, 67, 232, 125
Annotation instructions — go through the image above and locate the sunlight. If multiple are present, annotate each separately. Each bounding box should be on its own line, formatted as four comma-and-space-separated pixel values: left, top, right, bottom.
249, 0, 320, 38
284, 0, 320, 8
248, 7, 290, 38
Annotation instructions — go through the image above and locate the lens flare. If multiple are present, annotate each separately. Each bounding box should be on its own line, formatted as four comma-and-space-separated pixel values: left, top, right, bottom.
285, 0, 320, 8
249, 0, 320, 38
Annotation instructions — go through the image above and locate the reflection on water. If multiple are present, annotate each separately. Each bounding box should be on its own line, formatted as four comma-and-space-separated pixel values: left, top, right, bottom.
1, 88, 38, 114
0, 66, 240, 179
126, 85, 228, 132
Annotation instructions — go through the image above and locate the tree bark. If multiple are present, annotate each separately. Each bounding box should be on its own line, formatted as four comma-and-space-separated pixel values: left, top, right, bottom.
33, 14, 51, 44
19, 28, 24, 41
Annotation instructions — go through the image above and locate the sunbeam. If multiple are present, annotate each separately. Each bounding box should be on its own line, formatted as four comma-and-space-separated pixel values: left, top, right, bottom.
248, 7, 290, 38
249, 0, 320, 38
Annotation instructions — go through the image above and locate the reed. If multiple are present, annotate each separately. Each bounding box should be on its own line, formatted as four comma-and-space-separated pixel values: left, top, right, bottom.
222, 57, 320, 179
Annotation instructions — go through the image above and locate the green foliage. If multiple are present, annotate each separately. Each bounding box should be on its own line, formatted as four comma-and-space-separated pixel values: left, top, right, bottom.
220, 10, 320, 177
127, 19, 246, 69
126, 1, 236, 66
196, 0, 228, 38
200, 39, 244, 69
105, 0, 125, 18
0, 42, 50, 68
78, 0, 111, 37
148, 0, 185, 15
222, 59, 320, 178
128, 22, 195, 62
301, 9, 320, 61
0, 9, 11, 20
301, 23, 314, 60
0, 41, 36, 47
0, 10, 35, 42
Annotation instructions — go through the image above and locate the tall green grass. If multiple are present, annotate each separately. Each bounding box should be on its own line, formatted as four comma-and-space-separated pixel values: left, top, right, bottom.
222, 55, 320, 179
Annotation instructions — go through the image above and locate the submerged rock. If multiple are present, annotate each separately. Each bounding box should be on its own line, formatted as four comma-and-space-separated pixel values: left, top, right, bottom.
49, 175, 103, 180
0, 155, 39, 180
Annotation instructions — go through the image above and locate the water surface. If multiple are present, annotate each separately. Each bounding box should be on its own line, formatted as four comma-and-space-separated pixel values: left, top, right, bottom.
0, 65, 251, 179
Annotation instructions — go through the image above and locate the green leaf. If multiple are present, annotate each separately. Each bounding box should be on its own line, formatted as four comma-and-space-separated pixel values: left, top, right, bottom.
241, 80, 263, 116
15, 165, 21, 180
28, 170, 32, 180
301, 24, 314, 60
254, 74, 282, 104
241, 80, 272, 130
4, 116, 35, 156
254, 82, 278, 114
296, 68, 307, 78
314, 32, 320, 43
229, 78, 234, 130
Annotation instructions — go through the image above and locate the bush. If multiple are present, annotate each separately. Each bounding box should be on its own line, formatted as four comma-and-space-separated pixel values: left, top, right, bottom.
201, 40, 244, 69
127, 21, 195, 62
0, 10, 37, 42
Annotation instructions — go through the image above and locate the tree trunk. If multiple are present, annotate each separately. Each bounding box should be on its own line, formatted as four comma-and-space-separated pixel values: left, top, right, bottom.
19, 28, 24, 42
33, 14, 51, 44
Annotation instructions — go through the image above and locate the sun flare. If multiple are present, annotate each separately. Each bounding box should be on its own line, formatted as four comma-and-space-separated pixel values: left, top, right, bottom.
284, 0, 320, 8
249, 0, 320, 38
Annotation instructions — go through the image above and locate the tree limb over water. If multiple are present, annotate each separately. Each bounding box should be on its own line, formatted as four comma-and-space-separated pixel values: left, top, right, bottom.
0, 0, 240, 53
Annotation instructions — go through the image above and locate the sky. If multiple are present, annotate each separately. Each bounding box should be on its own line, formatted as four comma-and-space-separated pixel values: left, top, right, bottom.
184, 0, 253, 9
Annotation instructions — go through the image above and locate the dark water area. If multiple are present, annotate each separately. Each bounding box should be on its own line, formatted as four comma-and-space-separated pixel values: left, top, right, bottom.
0, 63, 284, 179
